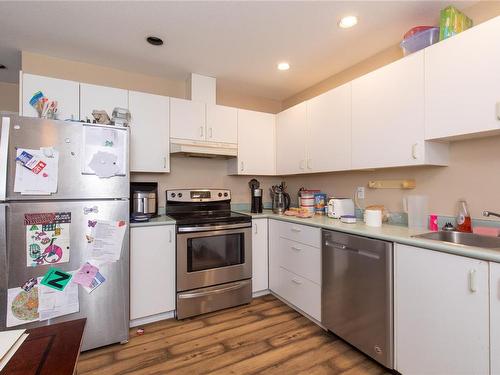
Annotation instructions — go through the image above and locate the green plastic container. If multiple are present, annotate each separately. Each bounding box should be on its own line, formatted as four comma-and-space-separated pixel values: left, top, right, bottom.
439, 6, 473, 41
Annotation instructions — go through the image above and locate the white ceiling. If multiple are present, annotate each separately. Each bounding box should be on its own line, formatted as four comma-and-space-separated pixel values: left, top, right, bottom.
0, 1, 475, 100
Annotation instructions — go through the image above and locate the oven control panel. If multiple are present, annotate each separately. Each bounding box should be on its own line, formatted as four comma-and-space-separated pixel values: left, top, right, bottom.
167, 189, 231, 202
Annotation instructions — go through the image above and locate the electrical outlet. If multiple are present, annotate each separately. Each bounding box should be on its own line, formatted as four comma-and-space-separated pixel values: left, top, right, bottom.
356, 186, 365, 199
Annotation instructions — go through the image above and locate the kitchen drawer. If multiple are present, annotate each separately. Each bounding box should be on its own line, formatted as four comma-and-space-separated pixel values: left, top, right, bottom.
270, 219, 321, 248
274, 237, 321, 285
270, 266, 321, 321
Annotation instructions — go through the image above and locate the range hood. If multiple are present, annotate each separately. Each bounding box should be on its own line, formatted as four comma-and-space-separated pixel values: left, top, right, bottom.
170, 138, 237, 158
170, 73, 237, 158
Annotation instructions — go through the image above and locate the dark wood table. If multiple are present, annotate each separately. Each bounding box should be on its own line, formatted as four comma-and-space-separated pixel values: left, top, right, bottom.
1, 318, 86, 375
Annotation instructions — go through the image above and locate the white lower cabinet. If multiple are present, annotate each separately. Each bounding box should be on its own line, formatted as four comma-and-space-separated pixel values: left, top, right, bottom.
252, 218, 268, 293
491, 262, 500, 375
268, 220, 321, 321
395, 243, 489, 375
130, 225, 176, 321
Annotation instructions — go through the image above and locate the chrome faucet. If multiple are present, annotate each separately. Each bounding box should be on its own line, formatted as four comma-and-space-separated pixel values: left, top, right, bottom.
483, 210, 500, 218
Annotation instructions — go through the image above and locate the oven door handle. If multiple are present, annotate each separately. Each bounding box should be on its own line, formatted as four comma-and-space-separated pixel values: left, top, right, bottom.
178, 281, 248, 299
177, 222, 251, 233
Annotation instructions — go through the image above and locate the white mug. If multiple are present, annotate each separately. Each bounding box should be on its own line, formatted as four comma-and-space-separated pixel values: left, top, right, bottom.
365, 209, 382, 227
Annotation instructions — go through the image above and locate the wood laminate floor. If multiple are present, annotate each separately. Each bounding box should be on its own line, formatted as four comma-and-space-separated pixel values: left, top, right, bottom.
78, 295, 391, 375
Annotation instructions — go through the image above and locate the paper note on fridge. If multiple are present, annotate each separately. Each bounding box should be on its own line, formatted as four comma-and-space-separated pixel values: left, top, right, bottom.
14, 148, 59, 195
81, 126, 126, 178
25, 212, 71, 267
6, 287, 40, 327
37, 273, 79, 321
87, 220, 127, 263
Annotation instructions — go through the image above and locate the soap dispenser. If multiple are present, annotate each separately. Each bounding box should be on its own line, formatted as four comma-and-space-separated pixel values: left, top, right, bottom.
456, 199, 472, 233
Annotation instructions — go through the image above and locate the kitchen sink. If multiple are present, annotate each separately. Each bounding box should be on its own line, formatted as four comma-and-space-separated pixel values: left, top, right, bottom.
413, 231, 500, 249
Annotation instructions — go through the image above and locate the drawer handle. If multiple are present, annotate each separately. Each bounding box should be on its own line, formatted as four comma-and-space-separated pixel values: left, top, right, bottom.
291, 278, 302, 285
291, 227, 301, 233
291, 246, 302, 252
469, 269, 477, 293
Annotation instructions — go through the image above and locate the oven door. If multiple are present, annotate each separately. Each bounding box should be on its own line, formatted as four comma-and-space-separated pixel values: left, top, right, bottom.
176, 223, 252, 292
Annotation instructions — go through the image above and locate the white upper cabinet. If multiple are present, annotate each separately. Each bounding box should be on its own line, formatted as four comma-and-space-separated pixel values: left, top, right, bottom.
128, 91, 170, 173
395, 244, 489, 375
352, 51, 424, 169
170, 97, 206, 141
352, 51, 448, 169
21, 73, 79, 121
425, 16, 500, 140
80, 83, 128, 121
229, 109, 275, 175
306, 83, 351, 172
491, 262, 500, 375
276, 101, 307, 175
206, 104, 237, 143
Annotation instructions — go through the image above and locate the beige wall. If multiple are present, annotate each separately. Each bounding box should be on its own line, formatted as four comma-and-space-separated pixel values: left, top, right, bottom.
284, 135, 500, 219
132, 155, 282, 207
21, 51, 281, 114
0, 81, 19, 112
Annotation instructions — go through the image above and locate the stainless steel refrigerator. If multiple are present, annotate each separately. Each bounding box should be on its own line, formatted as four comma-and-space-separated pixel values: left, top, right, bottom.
0, 114, 130, 351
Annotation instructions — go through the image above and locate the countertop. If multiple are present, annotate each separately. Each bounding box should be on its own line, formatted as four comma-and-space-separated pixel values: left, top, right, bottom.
239, 210, 500, 263
130, 215, 176, 228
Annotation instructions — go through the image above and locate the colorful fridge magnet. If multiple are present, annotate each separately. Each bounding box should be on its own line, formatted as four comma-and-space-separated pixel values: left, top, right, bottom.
82, 271, 106, 294
40, 268, 72, 291
25, 212, 71, 267
21, 277, 38, 292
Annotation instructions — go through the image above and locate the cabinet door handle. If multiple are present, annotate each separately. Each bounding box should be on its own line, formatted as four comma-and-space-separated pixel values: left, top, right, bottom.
209, 127, 213, 138
291, 278, 302, 285
254, 223, 258, 235
163, 156, 167, 169
240, 161, 244, 172
412, 143, 418, 160
307, 158, 312, 170
469, 269, 477, 293
291, 246, 302, 252
200, 126, 204, 138
169, 229, 172, 243
291, 227, 301, 233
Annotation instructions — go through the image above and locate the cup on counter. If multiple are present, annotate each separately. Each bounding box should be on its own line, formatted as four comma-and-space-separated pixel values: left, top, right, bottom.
364, 209, 382, 227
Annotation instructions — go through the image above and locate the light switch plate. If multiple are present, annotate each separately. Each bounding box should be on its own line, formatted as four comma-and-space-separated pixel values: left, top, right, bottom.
356, 186, 365, 199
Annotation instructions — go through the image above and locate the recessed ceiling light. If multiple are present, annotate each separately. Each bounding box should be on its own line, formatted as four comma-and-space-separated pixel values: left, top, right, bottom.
0, 64, 6, 69
339, 15, 358, 29
277, 62, 290, 71
146, 36, 164, 46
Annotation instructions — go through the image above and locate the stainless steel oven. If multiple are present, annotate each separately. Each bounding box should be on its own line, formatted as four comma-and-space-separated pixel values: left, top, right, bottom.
166, 189, 253, 319
176, 223, 252, 291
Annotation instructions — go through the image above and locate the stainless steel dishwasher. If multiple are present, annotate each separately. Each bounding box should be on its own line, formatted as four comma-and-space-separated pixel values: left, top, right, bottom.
322, 229, 393, 369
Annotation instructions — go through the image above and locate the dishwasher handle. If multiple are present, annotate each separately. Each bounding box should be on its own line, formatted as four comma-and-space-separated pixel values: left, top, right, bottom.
324, 240, 381, 260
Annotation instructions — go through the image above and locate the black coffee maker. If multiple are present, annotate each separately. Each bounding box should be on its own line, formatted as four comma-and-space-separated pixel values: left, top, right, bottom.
249, 179, 263, 213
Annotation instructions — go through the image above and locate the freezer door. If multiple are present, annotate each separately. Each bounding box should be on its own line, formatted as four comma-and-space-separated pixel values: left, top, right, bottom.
2, 114, 129, 200
0, 200, 129, 351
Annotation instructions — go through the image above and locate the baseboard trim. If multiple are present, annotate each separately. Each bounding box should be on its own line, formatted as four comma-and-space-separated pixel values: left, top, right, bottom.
129, 310, 175, 328
252, 289, 270, 298
269, 291, 326, 330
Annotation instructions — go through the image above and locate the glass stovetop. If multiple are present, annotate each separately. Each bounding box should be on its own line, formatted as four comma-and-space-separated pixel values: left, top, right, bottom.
165, 210, 251, 226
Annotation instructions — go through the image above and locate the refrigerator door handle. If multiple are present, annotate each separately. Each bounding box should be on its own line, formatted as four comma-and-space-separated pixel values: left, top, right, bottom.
0, 204, 8, 329
0, 116, 10, 201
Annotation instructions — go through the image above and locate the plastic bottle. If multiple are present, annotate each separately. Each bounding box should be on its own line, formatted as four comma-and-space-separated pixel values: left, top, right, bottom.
456, 199, 472, 233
